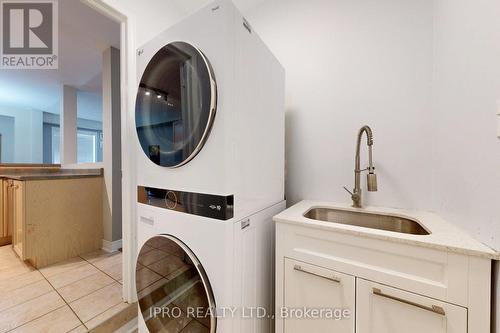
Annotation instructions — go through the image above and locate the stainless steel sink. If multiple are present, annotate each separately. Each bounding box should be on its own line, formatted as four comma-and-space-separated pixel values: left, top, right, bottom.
304, 207, 429, 235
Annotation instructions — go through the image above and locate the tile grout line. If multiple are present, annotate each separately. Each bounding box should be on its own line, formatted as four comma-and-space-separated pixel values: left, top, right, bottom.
62, 278, 116, 304
80, 298, 127, 331
38, 268, 87, 331
0, 278, 52, 314
3, 303, 68, 333
0, 277, 43, 293
35, 256, 116, 292
0, 288, 54, 315
41, 259, 126, 332
42, 260, 107, 290
51, 278, 124, 331
77, 253, 131, 329
78, 254, 123, 284
0, 268, 38, 285
1, 249, 124, 333
0, 250, 128, 333
37, 260, 89, 285
0, 253, 65, 332
39, 257, 124, 331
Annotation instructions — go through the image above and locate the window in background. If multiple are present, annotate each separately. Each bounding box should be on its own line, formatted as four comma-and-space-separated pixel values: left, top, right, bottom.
42, 112, 60, 164
77, 91, 103, 164
51, 126, 60, 164
43, 119, 103, 164
77, 128, 103, 163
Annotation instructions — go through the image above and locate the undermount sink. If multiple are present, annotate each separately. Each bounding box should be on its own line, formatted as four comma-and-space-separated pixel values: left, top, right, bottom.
304, 207, 430, 235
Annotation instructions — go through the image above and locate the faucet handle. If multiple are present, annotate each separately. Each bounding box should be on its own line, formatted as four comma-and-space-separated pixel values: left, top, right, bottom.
343, 186, 354, 196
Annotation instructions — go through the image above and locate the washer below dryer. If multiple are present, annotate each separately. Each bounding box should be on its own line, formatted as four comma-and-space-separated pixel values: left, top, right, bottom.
136, 191, 285, 333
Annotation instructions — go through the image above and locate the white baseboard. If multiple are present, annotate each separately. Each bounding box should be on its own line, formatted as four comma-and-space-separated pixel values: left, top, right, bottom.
102, 239, 123, 253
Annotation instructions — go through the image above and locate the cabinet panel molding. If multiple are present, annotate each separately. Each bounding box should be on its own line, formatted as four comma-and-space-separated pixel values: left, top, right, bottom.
283, 258, 355, 333
0, 179, 11, 245
279, 224, 468, 306
12, 180, 25, 259
356, 279, 467, 333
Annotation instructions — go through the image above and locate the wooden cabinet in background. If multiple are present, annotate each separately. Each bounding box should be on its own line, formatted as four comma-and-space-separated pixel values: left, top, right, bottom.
11, 180, 26, 259
0, 179, 12, 246
7, 177, 102, 268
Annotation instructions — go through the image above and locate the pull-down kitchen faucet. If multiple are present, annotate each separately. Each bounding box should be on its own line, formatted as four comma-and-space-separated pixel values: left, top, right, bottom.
344, 125, 378, 208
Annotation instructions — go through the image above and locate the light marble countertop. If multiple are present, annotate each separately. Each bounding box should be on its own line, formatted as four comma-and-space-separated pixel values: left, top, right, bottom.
273, 200, 499, 260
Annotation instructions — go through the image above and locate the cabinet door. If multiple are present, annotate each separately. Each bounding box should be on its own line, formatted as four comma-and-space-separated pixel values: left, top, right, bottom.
356, 279, 467, 333
4, 181, 11, 239
12, 181, 25, 259
6, 181, 15, 244
283, 259, 355, 333
0, 180, 4, 238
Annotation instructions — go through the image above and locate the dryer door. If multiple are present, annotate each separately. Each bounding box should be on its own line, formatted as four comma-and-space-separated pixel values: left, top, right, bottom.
135, 41, 217, 168
136, 235, 216, 333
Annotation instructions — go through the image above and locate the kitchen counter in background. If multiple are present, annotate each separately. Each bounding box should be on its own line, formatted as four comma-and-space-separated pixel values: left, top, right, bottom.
0, 168, 103, 180
0, 167, 103, 267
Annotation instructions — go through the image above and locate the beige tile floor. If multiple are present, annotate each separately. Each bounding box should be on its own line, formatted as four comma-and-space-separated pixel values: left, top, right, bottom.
0, 245, 134, 333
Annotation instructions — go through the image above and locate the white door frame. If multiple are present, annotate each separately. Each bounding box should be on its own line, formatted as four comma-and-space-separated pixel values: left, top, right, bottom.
81, 0, 137, 303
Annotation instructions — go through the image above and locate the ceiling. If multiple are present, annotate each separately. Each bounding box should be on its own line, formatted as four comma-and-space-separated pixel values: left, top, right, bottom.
0, 0, 120, 120
170, 0, 268, 13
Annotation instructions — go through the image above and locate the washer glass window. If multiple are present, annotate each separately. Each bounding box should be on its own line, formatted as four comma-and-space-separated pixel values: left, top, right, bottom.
137, 235, 216, 332
135, 42, 217, 167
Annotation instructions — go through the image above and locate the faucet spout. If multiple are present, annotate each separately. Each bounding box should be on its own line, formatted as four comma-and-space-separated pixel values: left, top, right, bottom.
349, 125, 378, 208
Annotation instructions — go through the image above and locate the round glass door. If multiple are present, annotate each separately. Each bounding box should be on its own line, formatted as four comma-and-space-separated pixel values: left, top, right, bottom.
136, 235, 216, 333
135, 42, 217, 168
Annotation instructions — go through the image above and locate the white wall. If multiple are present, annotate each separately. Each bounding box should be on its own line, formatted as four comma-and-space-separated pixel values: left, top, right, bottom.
244, 0, 500, 247
77, 91, 103, 123
431, 1, 500, 330
60, 86, 78, 165
432, 0, 500, 253
246, 0, 435, 210
0, 115, 15, 162
0, 105, 43, 163
102, 47, 123, 243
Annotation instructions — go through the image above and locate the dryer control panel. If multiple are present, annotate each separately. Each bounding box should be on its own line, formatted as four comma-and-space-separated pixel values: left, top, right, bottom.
137, 186, 234, 221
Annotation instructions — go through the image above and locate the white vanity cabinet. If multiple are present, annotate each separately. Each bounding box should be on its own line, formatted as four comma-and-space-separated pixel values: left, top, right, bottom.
356, 279, 467, 333
283, 258, 355, 333
274, 201, 497, 333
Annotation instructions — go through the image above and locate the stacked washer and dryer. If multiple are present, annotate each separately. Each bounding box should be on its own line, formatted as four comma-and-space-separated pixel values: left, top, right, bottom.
134, 1, 285, 332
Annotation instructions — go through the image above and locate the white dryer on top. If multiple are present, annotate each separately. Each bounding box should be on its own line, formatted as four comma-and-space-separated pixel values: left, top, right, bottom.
135, 0, 285, 220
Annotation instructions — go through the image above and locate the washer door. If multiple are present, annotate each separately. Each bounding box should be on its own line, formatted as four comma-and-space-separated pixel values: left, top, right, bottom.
135, 41, 217, 168
136, 235, 216, 333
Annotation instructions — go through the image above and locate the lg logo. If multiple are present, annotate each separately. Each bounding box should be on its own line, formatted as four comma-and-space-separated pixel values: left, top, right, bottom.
1, 0, 58, 68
